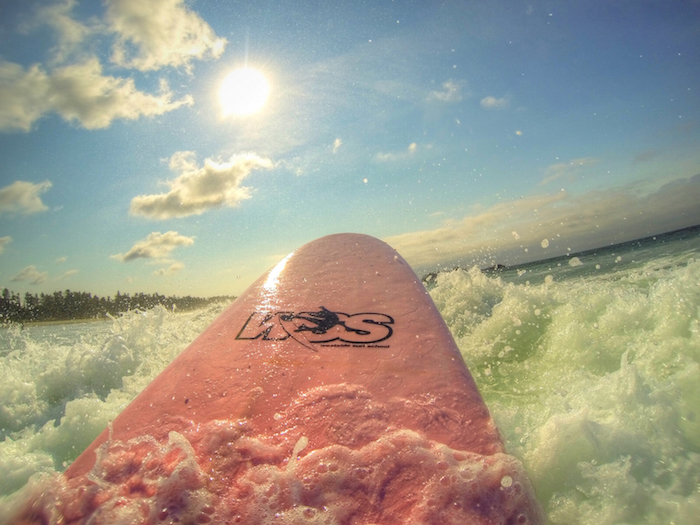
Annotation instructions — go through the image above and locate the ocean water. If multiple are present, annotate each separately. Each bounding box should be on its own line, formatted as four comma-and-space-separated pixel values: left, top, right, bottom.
0, 226, 699, 524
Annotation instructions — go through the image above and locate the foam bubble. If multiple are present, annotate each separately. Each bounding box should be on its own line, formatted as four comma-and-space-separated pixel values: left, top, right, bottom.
4, 234, 698, 523
2, 386, 543, 524
0, 304, 226, 496
430, 255, 700, 523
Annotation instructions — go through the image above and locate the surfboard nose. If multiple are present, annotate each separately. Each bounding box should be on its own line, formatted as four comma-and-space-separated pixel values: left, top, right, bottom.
53, 233, 543, 525
243, 233, 505, 452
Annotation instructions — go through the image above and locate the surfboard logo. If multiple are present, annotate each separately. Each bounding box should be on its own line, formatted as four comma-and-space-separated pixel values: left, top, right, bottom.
235, 306, 394, 350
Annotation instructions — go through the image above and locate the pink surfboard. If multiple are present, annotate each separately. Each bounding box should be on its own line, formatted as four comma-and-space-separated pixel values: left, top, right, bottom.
13, 233, 543, 524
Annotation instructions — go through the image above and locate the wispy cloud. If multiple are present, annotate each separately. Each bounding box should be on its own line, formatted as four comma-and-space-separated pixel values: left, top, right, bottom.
539, 157, 598, 186
153, 262, 184, 275
0, 180, 52, 215
385, 174, 700, 271
480, 95, 509, 109
106, 0, 226, 72
11, 265, 49, 285
427, 80, 465, 103
19, 0, 97, 65
375, 142, 420, 162
632, 149, 659, 164
0, 58, 192, 131
58, 269, 78, 280
0, 236, 12, 254
111, 231, 194, 262
129, 151, 274, 219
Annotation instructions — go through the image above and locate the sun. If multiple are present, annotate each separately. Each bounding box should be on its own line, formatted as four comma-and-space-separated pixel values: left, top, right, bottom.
219, 68, 270, 117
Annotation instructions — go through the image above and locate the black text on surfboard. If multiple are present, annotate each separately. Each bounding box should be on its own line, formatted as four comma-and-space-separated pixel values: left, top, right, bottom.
235, 307, 394, 349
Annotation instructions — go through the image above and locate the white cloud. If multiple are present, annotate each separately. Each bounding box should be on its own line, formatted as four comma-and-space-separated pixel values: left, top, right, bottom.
129, 151, 274, 219
153, 262, 184, 276
427, 80, 464, 102
56, 256, 68, 263
50, 59, 193, 128
332, 138, 342, 153
111, 231, 194, 262
274, 157, 305, 177
0, 62, 51, 131
539, 157, 599, 186
11, 265, 49, 285
2, 0, 223, 132
58, 269, 78, 280
0, 58, 193, 132
106, 0, 227, 72
0, 236, 12, 254
375, 142, 420, 162
20, 0, 97, 65
0, 180, 52, 215
384, 174, 700, 271
480, 95, 509, 109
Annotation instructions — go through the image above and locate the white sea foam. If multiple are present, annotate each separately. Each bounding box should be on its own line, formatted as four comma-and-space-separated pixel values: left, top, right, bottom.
0, 304, 227, 496
1, 232, 699, 524
2, 406, 541, 524
429, 254, 700, 524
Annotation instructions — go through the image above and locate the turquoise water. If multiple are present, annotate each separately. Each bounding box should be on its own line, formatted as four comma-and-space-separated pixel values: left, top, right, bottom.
1, 226, 699, 524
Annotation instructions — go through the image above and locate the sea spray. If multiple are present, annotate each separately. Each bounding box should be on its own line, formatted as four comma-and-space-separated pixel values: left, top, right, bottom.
429, 255, 700, 523
1, 230, 699, 524
0, 303, 228, 495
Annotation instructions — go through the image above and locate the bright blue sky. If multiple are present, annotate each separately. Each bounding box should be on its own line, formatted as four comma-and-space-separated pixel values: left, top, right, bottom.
1, 0, 699, 298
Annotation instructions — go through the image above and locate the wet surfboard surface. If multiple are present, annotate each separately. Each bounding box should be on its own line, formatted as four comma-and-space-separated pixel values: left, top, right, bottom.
12, 233, 543, 524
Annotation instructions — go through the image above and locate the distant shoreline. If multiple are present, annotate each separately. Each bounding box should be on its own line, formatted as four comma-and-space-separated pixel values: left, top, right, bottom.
12, 317, 112, 328
0, 291, 235, 326
3, 225, 698, 325
0, 305, 235, 328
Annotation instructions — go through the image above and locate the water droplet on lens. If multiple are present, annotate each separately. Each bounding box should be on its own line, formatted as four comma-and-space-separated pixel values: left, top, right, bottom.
500, 475, 513, 488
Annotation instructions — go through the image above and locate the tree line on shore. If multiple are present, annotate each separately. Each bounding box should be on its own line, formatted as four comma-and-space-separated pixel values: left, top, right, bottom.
0, 288, 234, 324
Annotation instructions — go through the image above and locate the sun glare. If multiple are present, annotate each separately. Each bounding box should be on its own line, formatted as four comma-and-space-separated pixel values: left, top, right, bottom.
219, 68, 270, 117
